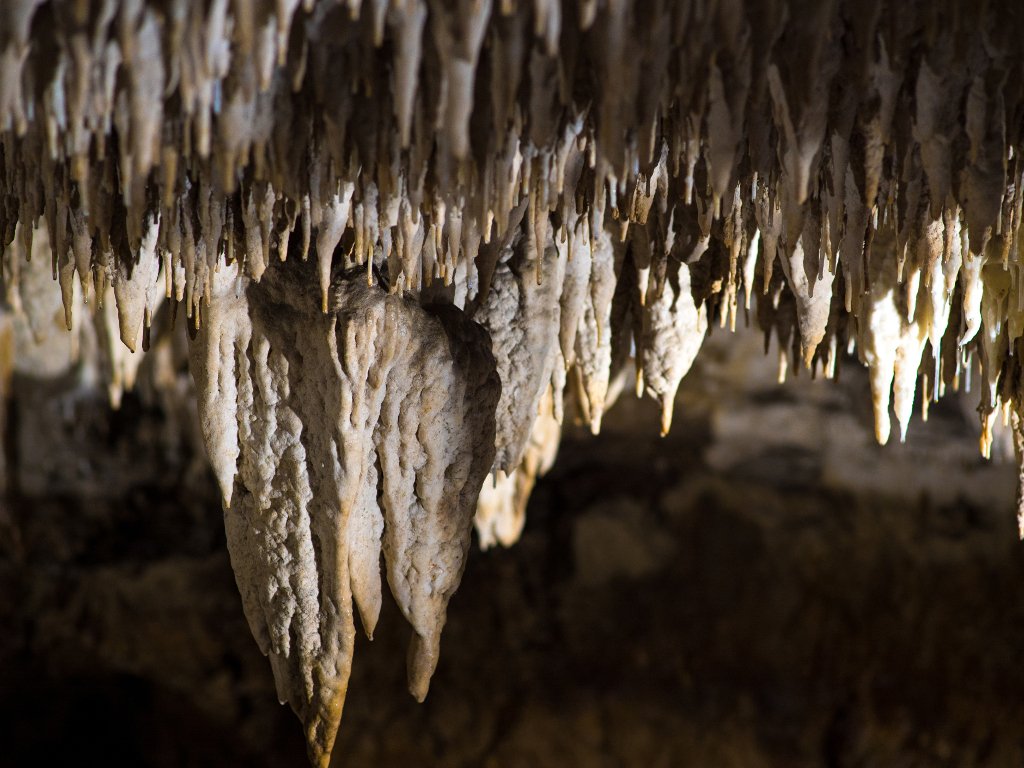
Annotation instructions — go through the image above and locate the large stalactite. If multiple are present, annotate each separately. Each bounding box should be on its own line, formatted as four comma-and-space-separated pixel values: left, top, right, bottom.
2, 0, 1024, 764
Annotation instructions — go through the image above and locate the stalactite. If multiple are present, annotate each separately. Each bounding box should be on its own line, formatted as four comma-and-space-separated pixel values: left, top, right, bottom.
4, 1, 1024, 764
188, 257, 499, 767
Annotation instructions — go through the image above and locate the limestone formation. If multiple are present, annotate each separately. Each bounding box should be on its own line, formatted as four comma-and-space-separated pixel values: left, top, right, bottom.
3, 0, 1024, 764
189, 256, 499, 766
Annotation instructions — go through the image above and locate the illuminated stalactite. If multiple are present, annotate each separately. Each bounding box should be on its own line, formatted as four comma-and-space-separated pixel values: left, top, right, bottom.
3, 0, 1024, 764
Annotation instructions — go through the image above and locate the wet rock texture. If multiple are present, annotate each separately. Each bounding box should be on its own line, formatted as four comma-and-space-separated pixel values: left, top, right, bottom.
3, 325, 1023, 768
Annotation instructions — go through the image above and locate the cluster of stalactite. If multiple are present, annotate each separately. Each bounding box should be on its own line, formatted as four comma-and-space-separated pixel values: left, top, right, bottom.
3, 0, 1024, 765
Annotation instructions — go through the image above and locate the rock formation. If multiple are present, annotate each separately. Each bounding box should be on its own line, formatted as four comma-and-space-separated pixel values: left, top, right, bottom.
2, 0, 1024, 764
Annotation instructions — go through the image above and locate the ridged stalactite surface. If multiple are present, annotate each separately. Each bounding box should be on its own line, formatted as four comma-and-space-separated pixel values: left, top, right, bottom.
187, 259, 499, 767
4, 0, 1024, 764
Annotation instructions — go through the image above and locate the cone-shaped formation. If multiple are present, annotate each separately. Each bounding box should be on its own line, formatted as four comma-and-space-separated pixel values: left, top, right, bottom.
189, 257, 498, 767
4, 0, 1024, 764
475, 381, 561, 549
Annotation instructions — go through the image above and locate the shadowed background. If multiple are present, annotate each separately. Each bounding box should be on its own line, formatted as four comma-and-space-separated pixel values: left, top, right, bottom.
1, 322, 1022, 768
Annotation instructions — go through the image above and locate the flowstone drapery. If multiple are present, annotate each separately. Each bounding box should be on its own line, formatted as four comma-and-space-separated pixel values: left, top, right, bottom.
189, 257, 498, 766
